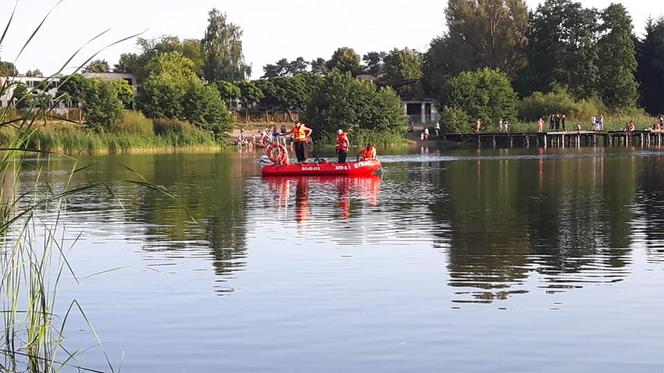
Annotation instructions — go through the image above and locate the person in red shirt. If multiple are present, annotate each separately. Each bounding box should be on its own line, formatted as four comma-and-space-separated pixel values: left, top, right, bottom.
336, 129, 350, 163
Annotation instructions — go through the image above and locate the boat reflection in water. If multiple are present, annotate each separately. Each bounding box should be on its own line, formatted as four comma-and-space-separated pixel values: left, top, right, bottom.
262, 175, 382, 224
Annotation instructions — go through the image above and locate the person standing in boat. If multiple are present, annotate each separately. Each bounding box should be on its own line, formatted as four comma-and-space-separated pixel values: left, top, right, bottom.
336, 129, 350, 163
358, 144, 377, 161
284, 121, 313, 163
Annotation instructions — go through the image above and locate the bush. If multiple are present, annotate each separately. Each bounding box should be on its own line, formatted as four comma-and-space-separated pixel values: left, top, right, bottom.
518, 87, 607, 122
82, 78, 124, 130
441, 106, 471, 132
111, 111, 154, 136
304, 69, 406, 140
443, 68, 517, 132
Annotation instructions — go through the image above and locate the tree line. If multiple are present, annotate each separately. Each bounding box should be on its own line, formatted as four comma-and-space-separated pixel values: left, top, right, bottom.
3, 0, 663, 135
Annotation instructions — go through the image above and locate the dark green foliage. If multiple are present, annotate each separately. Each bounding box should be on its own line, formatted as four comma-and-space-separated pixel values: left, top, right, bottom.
310, 58, 329, 75
11, 82, 33, 109
423, 0, 528, 98
362, 52, 386, 76
304, 70, 406, 139
327, 47, 362, 76
442, 68, 517, 132
262, 57, 309, 78
596, 3, 639, 109
637, 18, 664, 115
82, 78, 124, 130
183, 83, 232, 133
112, 80, 135, 107
136, 51, 233, 133
85, 59, 110, 73
519, 0, 599, 98
215, 81, 241, 101
518, 87, 583, 121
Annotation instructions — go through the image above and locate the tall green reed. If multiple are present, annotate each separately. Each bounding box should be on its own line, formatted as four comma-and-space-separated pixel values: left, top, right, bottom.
0, 2, 144, 371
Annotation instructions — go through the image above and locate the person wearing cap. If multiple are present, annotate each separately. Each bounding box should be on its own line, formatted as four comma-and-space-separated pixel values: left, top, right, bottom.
284, 121, 313, 163
336, 129, 350, 163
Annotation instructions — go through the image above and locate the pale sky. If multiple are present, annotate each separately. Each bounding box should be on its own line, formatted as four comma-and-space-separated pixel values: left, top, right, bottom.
1, 0, 662, 78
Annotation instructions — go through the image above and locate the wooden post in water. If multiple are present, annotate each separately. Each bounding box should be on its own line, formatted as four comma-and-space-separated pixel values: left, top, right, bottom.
509, 135, 514, 148
525, 135, 530, 148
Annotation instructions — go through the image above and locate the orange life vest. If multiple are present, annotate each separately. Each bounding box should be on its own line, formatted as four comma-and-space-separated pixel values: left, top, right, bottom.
292, 124, 310, 142
361, 147, 376, 160
336, 133, 349, 151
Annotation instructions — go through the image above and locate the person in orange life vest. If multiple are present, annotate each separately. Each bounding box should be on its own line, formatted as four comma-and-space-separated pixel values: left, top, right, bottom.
336, 129, 350, 163
358, 143, 377, 161
284, 121, 312, 163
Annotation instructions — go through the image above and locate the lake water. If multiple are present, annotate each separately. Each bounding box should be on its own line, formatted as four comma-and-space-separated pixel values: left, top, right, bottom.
15, 147, 664, 371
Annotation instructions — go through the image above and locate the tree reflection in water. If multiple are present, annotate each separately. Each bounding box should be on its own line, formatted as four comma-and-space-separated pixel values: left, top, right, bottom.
430, 148, 636, 304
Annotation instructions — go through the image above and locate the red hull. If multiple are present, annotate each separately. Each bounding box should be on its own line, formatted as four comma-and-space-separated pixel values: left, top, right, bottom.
261, 159, 382, 177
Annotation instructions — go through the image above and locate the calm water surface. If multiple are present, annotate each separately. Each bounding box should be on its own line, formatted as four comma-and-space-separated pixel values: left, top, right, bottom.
24, 147, 664, 371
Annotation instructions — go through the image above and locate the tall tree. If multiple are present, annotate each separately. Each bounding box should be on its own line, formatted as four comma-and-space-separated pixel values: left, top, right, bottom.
262, 57, 309, 78
25, 69, 43, 77
0, 60, 18, 76
596, 3, 638, 109
520, 0, 599, 98
201, 9, 251, 82
311, 58, 329, 75
327, 47, 362, 76
637, 18, 664, 114
362, 52, 386, 76
383, 48, 423, 81
423, 0, 529, 98
85, 59, 110, 73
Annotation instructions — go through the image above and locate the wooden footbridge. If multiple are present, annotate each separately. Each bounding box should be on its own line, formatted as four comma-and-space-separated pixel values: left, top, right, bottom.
441, 130, 664, 148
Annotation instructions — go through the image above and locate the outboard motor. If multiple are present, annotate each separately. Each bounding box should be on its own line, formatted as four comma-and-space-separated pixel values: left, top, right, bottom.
258, 155, 273, 168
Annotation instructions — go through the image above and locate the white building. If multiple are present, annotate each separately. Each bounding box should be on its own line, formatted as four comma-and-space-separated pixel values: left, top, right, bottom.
0, 72, 137, 109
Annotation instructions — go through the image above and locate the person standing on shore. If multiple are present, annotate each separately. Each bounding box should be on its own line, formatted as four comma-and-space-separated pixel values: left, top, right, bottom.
561, 114, 566, 131
336, 129, 350, 164
284, 121, 312, 163
474, 118, 482, 134
537, 117, 544, 133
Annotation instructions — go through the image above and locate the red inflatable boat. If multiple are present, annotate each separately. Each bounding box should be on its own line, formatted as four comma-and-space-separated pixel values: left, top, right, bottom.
261, 159, 382, 177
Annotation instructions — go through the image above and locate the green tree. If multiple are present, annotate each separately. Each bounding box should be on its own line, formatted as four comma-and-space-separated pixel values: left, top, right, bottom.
327, 47, 362, 76
383, 48, 423, 81
304, 70, 405, 139
442, 68, 518, 132
136, 51, 234, 133
25, 69, 43, 77
0, 61, 18, 76
11, 82, 33, 110
201, 8, 251, 82
423, 0, 528, 98
362, 51, 386, 76
262, 57, 309, 78
183, 82, 233, 133
520, 0, 599, 98
236, 80, 264, 121
112, 79, 135, 107
81, 78, 124, 130
114, 53, 140, 74
637, 18, 664, 114
311, 58, 329, 75
596, 3, 638, 109
215, 81, 241, 102
85, 59, 110, 73
57, 73, 88, 105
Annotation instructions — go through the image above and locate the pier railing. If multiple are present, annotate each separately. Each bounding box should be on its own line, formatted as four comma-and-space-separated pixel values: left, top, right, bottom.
440, 130, 664, 148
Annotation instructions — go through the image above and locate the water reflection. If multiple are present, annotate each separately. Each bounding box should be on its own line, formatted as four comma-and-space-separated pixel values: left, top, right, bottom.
260, 176, 382, 224
430, 148, 636, 303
